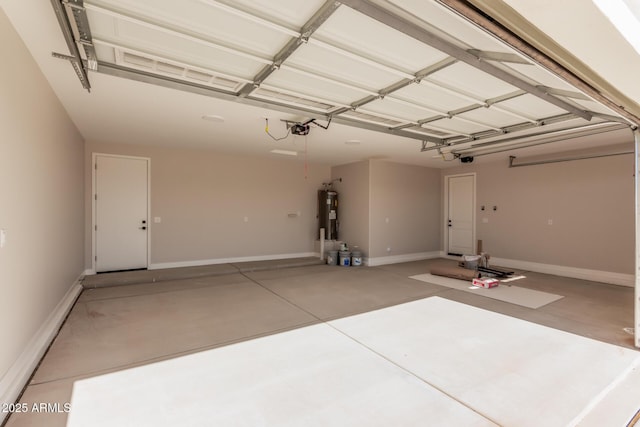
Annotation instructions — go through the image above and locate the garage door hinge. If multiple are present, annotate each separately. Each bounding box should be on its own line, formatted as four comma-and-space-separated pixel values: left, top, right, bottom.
94, 163, 97, 170
95, 256, 97, 261
95, 225, 97, 231
94, 194, 97, 200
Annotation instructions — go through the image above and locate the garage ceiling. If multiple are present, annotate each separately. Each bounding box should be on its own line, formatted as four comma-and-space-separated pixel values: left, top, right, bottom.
13, 0, 639, 166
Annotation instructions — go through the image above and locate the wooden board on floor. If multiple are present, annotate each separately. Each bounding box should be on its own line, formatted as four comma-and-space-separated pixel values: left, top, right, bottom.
410, 273, 563, 309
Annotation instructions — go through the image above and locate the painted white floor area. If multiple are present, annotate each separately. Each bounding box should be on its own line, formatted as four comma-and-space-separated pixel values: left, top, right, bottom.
67, 297, 639, 427
331, 298, 640, 426
67, 320, 494, 427
410, 273, 563, 308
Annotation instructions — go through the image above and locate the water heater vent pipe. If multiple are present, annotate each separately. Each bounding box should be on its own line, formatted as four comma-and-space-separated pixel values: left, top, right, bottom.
322, 178, 342, 190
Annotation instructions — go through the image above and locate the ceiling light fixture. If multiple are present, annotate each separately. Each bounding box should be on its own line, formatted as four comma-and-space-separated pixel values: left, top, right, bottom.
202, 114, 225, 123
345, 139, 361, 145
270, 149, 298, 156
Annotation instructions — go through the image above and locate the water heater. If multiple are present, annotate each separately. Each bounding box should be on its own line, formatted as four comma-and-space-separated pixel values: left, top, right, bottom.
318, 190, 338, 240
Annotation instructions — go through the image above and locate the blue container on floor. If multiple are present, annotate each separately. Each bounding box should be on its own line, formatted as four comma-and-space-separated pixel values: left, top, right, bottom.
339, 251, 351, 266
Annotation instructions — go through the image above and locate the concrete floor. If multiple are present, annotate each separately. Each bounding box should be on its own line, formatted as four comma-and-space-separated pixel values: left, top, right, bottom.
3, 258, 636, 426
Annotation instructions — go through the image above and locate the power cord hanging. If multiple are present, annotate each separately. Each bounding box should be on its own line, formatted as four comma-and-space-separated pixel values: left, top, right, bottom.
265, 118, 290, 141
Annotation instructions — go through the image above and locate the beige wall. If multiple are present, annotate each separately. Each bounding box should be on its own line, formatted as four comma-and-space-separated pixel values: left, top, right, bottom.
330, 160, 442, 259
443, 145, 634, 273
331, 161, 370, 253
85, 142, 331, 268
369, 161, 442, 258
0, 9, 84, 380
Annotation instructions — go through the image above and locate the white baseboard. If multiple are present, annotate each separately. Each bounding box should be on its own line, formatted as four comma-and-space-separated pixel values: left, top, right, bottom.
0, 275, 83, 424
149, 252, 320, 270
489, 257, 634, 287
83, 268, 95, 276
366, 251, 441, 267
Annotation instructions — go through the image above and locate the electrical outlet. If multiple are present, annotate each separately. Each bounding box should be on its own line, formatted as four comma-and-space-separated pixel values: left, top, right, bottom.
547, 219, 553, 225
153, 217, 161, 223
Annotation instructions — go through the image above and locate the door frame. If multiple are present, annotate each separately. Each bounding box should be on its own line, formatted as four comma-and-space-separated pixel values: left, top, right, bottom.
634, 129, 639, 348
443, 172, 476, 256
92, 153, 151, 273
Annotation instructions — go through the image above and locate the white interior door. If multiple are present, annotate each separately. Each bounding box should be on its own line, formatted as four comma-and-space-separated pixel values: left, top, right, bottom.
95, 155, 149, 272
447, 174, 475, 256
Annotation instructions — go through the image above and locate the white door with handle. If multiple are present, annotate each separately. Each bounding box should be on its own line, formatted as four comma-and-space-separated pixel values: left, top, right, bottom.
94, 154, 149, 272
446, 174, 475, 256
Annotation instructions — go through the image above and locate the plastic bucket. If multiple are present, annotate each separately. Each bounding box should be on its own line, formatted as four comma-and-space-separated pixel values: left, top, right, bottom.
462, 255, 480, 270
327, 250, 338, 266
351, 251, 362, 266
339, 251, 351, 266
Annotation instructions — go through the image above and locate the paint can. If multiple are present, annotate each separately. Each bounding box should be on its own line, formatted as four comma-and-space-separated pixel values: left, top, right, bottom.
327, 250, 338, 266
339, 251, 351, 266
462, 255, 480, 270
351, 250, 362, 266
